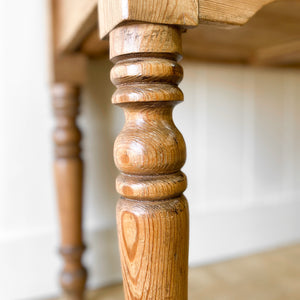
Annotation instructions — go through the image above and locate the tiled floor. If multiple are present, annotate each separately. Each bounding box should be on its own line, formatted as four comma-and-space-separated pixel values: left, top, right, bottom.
55, 244, 300, 300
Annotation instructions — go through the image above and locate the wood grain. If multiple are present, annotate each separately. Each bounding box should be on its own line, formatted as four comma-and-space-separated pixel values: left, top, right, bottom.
184, 0, 300, 64
110, 24, 189, 299
52, 244, 300, 300
51, 0, 287, 54
98, 0, 198, 38
251, 40, 300, 66
83, 0, 300, 66
52, 0, 98, 54
198, 0, 276, 25
117, 197, 189, 299
52, 84, 87, 300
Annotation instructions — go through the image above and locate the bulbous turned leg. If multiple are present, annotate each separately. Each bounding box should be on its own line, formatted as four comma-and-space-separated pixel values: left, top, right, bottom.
110, 24, 189, 299
52, 84, 87, 300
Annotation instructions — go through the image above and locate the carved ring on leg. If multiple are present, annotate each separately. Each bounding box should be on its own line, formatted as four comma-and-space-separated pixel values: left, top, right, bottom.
110, 24, 189, 300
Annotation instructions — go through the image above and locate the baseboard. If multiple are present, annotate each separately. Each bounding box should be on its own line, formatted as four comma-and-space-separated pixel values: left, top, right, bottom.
1, 201, 300, 299
189, 200, 300, 265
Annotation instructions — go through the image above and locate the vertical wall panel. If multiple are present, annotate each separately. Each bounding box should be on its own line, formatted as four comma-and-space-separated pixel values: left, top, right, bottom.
253, 70, 285, 204
282, 72, 297, 202
241, 68, 255, 205
291, 73, 300, 195
205, 66, 244, 209
180, 63, 300, 215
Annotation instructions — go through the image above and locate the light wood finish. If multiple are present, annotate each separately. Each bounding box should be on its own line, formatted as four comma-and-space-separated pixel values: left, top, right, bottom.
110, 24, 189, 299
251, 40, 300, 66
51, 55, 87, 85
49, 0, 88, 85
188, 245, 300, 299
52, 84, 87, 300
52, 0, 283, 53
52, 0, 98, 54
51, 244, 300, 300
80, 29, 109, 58
183, 0, 300, 65
82, 0, 300, 66
198, 0, 275, 26
51, 0, 300, 66
98, 0, 198, 38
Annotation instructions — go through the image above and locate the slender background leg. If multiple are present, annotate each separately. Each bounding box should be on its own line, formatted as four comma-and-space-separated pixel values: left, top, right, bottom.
110, 24, 189, 299
52, 83, 87, 300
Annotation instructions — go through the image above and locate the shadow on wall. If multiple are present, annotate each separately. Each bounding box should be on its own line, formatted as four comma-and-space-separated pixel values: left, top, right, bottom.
81, 57, 124, 287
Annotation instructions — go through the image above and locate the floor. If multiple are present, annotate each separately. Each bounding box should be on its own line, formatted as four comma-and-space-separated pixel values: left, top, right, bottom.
56, 244, 300, 300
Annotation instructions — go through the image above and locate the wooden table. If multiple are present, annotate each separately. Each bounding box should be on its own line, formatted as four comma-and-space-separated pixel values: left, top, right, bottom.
49, 1, 300, 299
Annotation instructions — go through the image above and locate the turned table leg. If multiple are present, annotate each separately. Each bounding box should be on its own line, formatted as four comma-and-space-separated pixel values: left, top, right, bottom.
110, 24, 189, 299
52, 83, 87, 300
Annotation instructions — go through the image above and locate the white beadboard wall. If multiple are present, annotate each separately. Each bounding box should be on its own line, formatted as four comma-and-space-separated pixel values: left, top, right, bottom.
178, 62, 300, 264
1, 1, 300, 299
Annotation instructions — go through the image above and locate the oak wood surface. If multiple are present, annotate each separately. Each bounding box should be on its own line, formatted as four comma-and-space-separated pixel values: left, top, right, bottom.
110, 24, 189, 299
80, 29, 109, 58
49, 0, 88, 85
81, 0, 300, 66
52, 0, 98, 54
52, 0, 300, 67
98, 0, 198, 38
251, 40, 300, 66
52, 84, 87, 300
198, 0, 275, 25
183, 0, 300, 65
52, 0, 280, 52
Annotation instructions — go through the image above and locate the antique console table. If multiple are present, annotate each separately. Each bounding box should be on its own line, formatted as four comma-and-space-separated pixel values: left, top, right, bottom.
50, 0, 300, 299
